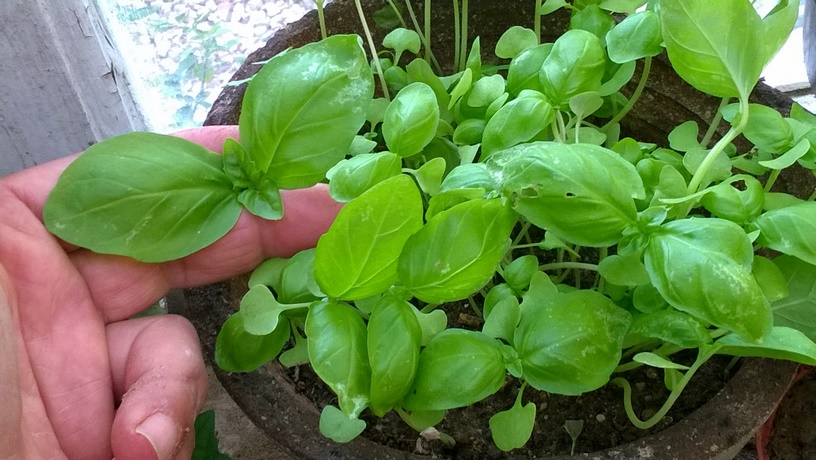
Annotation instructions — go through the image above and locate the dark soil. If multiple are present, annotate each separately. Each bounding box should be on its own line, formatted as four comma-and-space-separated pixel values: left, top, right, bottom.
766, 368, 816, 460
281, 299, 735, 459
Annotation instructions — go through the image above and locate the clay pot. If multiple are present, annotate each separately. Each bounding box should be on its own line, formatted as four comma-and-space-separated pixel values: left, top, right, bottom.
172, 1, 807, 458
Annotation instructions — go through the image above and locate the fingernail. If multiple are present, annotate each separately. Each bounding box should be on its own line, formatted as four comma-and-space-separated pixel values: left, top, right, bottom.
135, 412, 179, 460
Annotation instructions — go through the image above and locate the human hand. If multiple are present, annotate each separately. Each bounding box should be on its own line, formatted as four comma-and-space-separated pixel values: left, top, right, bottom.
0, 126, 342, 459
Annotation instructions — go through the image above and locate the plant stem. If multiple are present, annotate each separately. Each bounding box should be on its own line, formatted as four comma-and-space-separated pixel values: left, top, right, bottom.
403, 0, 442, 73
687, 98, 750, 195
701, 98, 730, 148
385, 0, 409, 28
424, 0, 431, 56
809, 189, 816, 201
459, 0, 469, 73
453, 0, 461, 73
511, 221, 532, 247
764, 168, 781, 192
354, 0, 391, 100
612, 345, 721, 429
539, 262, 599, 272
602, 56, 652, 132
315, 0, 327, 40
468, 295, 483, 317
534, 0, 542, 43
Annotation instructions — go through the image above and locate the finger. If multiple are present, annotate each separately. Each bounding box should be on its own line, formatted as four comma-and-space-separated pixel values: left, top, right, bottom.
71, 183, 341, 323
107, 315, 207, 460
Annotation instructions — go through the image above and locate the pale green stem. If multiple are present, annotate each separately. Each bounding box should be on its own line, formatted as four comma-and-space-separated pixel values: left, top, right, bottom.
424, 0, 431, 54
468, 295, 483, 317
687, 98, 750, 195
534, 0, 542, 43
354, 0, 390, 100
809, 190, 816, 201
453, 0, 461, 73
602, 56, 652, 132
403, 0, 442, 73
511, 221, 532, 247
539, 262, 599, 272
459, 0, 469, 72
612, 345, 721, 430
556, 111, 567, 143
315, 0, 327, 40
764, 168, 782, 192
701, 98, 730, 148
386, 0, 409, 28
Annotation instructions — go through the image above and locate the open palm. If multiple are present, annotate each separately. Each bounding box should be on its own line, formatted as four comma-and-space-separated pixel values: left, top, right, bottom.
0, 126, 341, 459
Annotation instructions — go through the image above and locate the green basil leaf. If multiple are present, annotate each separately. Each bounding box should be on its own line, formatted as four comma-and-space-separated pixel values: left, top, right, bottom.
398, 199, 517, 304
237, 179, 283, 220
439, 163, 496, 193
495, 26, 539, 59
215, 312, 290, 372
407, 157, 447, 196
426, 189, 487, 221
716, 327, 816, 366
540, 0, 568, 15
759, 139, 811, 170
449, 68, 474, 109
540, 29, 606, 108
239, 285, 309, 335
315, 175, 423, 299
725, 103, 795, 153
657, 0, 778, 100
624, 309, 710, 349
700, 175, 764, 224
570, 4, 616, 45
453, 118, 486, 145
506, 44, 552, 96
606, 11, 663, 64
319, 405, 367, 443
382, 28, 421, 62
645, 218, 772, 342
482, 296, 521, 345
326, 152, 403, 202
489, 395, 536, 452
410, 308, 448, 346
667, 121, 700, 152
469, 74, 506, 108
249, 249, 322, 303
402, 329, 505, 411
240, 35, 373, 188
44, 132, 242, 263
753, 255, 789, 304
481, 91, 554, 157
503, 255, 540, 294
755, 202, 816, 266
515, 289, 632, 395
368, 295, 422, 416
632, 283, 669, 314
772, 255, 816, 341
349, 135, 378, 156
406, 58, 452, 120
383, 82, 441, 157
599, 0, 647, 14
222, 137, 260, 189
598, 253, 650, 287
306, 300, 371, 417
490, 142, 644, 247
632, 352, 689, 370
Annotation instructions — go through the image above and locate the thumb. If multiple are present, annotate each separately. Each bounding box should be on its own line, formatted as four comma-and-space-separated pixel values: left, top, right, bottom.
108, 315, 207, 460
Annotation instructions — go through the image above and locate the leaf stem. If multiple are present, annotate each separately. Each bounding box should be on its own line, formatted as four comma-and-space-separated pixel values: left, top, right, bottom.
764, 168, 781, 192
453, 0, 461, 73
612, 345, 721, 429
315, 0, 327, 40
602, 56, 652, 132
534, 0, 542, 44
354, 0, 391, 100
468, 295, 483, 317
385, 0, 409, 28
539, 262, 599, 272
809, 189, 816, 201
459, 0, 469, 73
687, 98, 750, 195
701, 98, 730, 148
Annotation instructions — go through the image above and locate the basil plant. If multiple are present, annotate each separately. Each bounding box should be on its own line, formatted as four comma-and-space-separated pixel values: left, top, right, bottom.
44, 0, 816, 451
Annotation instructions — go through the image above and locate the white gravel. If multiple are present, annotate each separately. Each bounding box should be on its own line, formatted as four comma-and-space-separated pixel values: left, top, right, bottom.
98, 0, 321, 131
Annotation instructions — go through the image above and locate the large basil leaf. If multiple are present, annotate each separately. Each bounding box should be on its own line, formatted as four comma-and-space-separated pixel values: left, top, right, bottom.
306, 300, 371, 417
240, 35, 373, 188
506, 44, 552, 96
755, 202, 816, 266
44, 132, 242, 263
540, 29, 606, 108
605, 10, 663, 64
657, 0, 797, 100
645, 218, 772, 342
772, 255, 816, 341
515, 289, 632, 395
489, 142, 644, 247
624, 309, 711, 349
367, 296, 422, 416
398, 199, 517, 304
314, 175, 423, 299
402, 329, 506, 411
